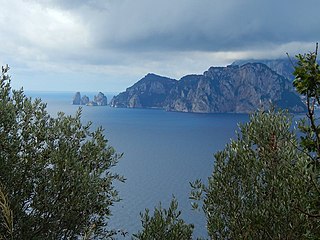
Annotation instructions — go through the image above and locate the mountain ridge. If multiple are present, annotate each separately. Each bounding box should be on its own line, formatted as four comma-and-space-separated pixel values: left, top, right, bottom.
232, 58, 296, 81
110, 61, 306, 113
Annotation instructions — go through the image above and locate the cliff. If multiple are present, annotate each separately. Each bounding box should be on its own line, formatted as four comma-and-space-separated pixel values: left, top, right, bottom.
232, 59, 296, 81
110, 73, 177, 108
110, 63, 306, 113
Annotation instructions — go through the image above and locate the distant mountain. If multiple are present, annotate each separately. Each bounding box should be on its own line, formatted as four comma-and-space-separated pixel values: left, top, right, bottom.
232, 58, 296, 81
110, 63, 306, 113
110, 73, 177, 108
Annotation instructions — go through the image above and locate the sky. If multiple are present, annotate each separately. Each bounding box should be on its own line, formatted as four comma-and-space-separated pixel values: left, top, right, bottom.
1, 0, 320, 92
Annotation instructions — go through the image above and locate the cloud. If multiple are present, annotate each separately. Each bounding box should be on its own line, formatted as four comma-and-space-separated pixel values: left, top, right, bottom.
1, 0, 320, 91
0, 1, 91, 65
27, 0, 320, 53
82, 0, 320, 52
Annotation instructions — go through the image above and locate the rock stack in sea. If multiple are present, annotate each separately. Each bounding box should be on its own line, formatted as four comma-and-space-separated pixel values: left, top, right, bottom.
72, 92, 81, 105
94, 92, 108, 106
72, 92, 108, 106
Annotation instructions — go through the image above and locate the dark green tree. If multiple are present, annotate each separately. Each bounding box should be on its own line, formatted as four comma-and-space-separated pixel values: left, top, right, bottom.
293, 43, 320, 158
0, 66, 124, 239
191, 109, 316, 239
133, 197, 194, 240
0, 183, 13, 240
292, 44, 320, 235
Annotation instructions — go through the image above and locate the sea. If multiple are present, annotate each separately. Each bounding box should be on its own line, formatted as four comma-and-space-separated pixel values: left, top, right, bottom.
26, 91, 249, 239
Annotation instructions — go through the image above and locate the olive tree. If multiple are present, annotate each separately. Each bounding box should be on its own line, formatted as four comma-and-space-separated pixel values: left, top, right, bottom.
0, 183, 13, 240
0, 66, 124, 239
292, 44, 320, 236
191, 109, 315, 239
133, 197, 194, 240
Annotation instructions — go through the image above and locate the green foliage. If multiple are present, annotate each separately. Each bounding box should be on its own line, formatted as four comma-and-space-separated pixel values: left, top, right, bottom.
133, 197, 194, 240
293, 45, 320, 98
0, 67, 124, 239
292, 45, 320, 237
191, 109, 318, 239
293, 43, 320, 159
0, 184, 13, 240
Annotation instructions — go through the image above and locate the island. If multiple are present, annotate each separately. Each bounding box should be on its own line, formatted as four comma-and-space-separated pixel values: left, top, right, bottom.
110, 61, 306, 113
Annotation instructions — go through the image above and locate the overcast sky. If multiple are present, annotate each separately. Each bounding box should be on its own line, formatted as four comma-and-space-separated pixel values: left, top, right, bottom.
1, 0, 319, 92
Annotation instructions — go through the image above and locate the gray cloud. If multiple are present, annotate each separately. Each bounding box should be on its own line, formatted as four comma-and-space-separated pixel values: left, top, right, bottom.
1, 0, 320, 91
79, 0, 320, 52
7, 0, 320, 57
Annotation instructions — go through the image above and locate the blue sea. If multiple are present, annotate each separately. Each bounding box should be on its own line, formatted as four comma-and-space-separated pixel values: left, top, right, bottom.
26, 91, 249, 239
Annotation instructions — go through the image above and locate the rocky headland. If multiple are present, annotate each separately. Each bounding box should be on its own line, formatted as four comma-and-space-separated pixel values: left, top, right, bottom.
110, 62, 306, 113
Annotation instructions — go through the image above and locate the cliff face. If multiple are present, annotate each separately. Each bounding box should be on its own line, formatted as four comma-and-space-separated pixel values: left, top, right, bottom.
110, 63, 306, 113
110, 73, 177, 108
167, 63, 304, 113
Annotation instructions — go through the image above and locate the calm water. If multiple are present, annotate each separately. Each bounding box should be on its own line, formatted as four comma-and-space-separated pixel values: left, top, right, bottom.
26, 91, 249, 239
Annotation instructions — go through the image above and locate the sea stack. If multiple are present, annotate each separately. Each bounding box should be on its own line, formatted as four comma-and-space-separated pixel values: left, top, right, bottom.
72, 92, 81, 105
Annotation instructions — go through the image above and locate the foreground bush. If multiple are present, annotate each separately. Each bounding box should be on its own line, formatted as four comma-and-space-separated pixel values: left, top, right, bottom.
133, 198, 194, 240
0, 66, 124, 239
191, 109, 316, 239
